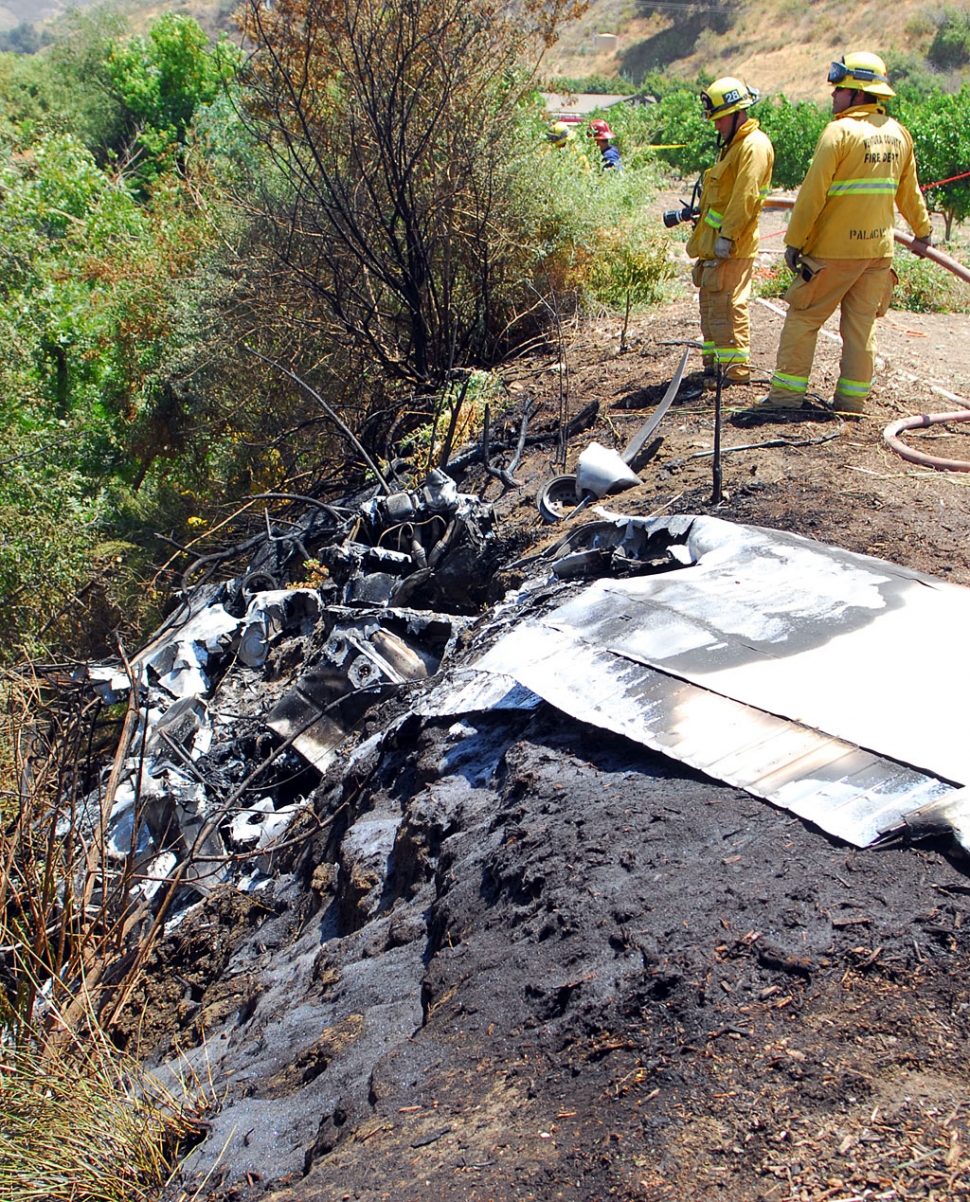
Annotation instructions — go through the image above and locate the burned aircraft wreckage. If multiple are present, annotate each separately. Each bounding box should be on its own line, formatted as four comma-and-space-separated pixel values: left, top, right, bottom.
64, 454, 970, 942
75, 469, 493, 906
33, 443, 970, 1189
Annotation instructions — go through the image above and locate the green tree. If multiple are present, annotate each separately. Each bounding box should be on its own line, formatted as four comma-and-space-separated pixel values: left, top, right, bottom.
543, 72, 637, 95
0, 22, 50, 55
106, 14, 240, 181
0, 9, 128, 157
0, 440, 103, 660
757, 96, 827, 190
901, 89, 970, 239
47, 6, 130, 157
647, 87, 714, 176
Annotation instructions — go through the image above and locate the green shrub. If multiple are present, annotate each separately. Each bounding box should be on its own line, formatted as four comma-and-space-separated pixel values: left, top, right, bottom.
892, 251, 970, 312
928, 6, 970, 69
0, 448, 105, 662
588, 218, 674, 348
635, 69, 701, 102
511, 125, 674, 324
883, 50, 942, 102
752, 260, 789, 300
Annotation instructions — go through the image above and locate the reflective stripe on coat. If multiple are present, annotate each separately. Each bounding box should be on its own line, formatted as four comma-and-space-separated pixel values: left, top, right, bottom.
686, 118, 774, 261
786, 104, 932, 259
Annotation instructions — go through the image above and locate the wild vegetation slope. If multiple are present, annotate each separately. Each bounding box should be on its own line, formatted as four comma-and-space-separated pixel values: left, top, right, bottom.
5, 1, 970, 1198
5, 0, 967, 99
547, 0, 970, 100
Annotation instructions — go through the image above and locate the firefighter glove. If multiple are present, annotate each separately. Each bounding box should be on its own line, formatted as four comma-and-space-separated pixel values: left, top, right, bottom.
784, 245, 802, 273
911, 235, 933, 256
714, 236, 733, 259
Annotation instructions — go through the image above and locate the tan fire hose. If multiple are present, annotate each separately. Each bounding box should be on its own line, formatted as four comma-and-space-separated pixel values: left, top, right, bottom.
762, 195, 970, 284
762, 195, 970, 470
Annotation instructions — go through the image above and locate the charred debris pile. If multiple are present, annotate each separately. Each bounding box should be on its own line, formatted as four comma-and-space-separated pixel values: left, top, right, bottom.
21, 438, 970, 1032
49, 394, 680, 943
14, 405, 970, 1197
60, 451, 696, 929
70, 470, 501, 912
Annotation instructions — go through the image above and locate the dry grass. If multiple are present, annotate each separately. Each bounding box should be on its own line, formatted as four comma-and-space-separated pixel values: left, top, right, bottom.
0, 1016, 216, 1202
547, 0, 952, 101
0, 666, 217, 1201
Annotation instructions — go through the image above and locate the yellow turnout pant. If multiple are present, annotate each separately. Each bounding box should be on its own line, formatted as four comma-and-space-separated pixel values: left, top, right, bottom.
765, 257, 895, 411
693, 257, 754, 381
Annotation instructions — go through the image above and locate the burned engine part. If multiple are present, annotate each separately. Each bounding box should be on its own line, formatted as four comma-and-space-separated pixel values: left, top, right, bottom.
536, 474, 582, 523
266, 618, 444, 773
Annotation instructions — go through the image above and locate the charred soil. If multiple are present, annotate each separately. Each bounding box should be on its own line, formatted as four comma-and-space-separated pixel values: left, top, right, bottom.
156, 270, 970, 1202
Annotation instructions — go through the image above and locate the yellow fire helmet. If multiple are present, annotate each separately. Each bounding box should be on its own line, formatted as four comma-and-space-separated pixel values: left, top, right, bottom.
828, 52, 895, 98
700, 77, 760, 120
547, 121, 574, 145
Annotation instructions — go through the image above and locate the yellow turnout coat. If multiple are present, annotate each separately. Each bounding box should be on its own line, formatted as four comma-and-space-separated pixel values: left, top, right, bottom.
786, 104, 931, 258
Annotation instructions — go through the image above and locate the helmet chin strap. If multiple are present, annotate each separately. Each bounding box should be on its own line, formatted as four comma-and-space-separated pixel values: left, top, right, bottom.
719, 109, 744, 146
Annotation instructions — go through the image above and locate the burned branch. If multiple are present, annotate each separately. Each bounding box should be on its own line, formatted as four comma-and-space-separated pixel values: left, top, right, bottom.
482, 402, 523, 492
235, 0, 586, 406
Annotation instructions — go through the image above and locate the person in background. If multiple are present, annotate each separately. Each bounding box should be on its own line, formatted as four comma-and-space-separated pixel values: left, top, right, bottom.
546, 120, 590, 171
588, 119, 622, 170
547, 120, 576, 149
758, 51, 932, 415
686, 77, 774, 386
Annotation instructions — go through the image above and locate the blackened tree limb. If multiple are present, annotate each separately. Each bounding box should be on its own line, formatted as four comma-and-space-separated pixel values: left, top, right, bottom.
448, 398, 598, 475
481, 403, 521, 491
506, 397, 537, 479
245, 347, 392, 493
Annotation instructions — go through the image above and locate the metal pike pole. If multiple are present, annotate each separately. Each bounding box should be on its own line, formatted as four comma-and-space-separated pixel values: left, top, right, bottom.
712, 365, 723, 504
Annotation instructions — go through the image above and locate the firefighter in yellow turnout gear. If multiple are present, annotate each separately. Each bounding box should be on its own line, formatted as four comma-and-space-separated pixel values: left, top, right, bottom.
687, 77, 774, 385
762, 52, 933, 414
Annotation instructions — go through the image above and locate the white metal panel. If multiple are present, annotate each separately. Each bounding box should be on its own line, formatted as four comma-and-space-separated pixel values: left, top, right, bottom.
450, 516, 969, 847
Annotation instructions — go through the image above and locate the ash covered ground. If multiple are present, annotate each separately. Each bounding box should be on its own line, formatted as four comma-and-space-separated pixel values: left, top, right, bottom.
134, 286, 970, 1202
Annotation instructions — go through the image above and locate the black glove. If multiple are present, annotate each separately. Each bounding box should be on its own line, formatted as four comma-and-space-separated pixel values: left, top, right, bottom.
784, 245, 802, 273
911, 235, 933, 256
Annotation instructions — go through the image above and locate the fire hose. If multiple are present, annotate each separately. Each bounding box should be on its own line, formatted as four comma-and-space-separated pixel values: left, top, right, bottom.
762, 195, 970, 284
883, 410, 970, 472
763, 195, 970, 469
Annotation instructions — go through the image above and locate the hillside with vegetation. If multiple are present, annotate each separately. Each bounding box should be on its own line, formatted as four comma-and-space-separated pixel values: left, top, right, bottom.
5, 1, 970, 1199
8, 0, 970, 96
545, 0, 970, 101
